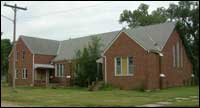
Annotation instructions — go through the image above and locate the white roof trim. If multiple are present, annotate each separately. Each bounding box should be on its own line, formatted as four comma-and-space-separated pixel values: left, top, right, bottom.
20, 36, 34, 54
56, 41, 62, 55
8, 36, 34, 58
102, 29, 147, 55
96, 58, 103, 63
161, 28, 176, 51
34, 64, 54, 69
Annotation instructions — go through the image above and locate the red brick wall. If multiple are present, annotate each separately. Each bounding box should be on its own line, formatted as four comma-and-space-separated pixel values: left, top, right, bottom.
34, 54, 55, 64
104, 32, 149, 90
145, 53, 160, 90
161, 31, 193, 88
8, 37, 33, 86
103, 31, 193, 90
53, 60, 73, 87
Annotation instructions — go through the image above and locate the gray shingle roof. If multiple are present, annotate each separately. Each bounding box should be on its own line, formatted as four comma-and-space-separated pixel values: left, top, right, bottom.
20, 36, 60, 55
125, 21, 176, 51
53, 31, 120, 61
53, 22, 176, 61
20, 22, 176, 61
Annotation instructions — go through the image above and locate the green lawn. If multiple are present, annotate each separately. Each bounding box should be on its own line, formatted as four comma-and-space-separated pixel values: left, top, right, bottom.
1, 85, 199, 107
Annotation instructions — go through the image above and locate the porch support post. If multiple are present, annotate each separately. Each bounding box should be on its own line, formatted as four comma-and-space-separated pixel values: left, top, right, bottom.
97, 63, 99, 80
46, 70, 49, 87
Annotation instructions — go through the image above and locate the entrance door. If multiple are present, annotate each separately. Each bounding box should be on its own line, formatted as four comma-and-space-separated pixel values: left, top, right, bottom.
49, 69, 55, 83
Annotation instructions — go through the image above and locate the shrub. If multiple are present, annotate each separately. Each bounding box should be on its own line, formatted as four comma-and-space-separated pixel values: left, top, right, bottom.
99, 83, 119, 91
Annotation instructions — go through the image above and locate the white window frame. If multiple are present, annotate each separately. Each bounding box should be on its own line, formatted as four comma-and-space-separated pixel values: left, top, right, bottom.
55, 64, 65, 77
115, 57, 122, 76
180, 47, 183, 68
127, 57, 134, 76
173, 45, 176, 68
22, 68, 27, 79
176, 42, 180, 68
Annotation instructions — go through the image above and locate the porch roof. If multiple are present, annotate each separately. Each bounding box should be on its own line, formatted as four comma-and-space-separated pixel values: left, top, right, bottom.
34, 64, 54, 69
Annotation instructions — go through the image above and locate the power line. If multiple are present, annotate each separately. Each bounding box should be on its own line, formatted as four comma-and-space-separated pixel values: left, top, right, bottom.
4, 3, 27, 89
1, 14, 14, 22
24, 1, 113, 19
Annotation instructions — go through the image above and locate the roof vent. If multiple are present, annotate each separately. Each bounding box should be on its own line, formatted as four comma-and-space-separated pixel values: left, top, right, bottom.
154, 42, 158, 46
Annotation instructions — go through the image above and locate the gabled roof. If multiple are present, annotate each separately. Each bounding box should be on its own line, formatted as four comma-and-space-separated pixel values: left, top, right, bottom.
17, 22, 176, 61
20, 36, 60, 55
54, 22, 176, 61
125, 21, 176, 51
53, 31, 120, 61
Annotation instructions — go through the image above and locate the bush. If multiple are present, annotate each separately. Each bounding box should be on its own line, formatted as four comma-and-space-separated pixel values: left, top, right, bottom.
99, 83, 119, 91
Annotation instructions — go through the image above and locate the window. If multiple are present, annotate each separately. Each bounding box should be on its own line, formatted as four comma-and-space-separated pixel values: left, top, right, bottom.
180, 47, 183, 67
16, 52, 19, 61
128, 57, 134, 75
173, 45, 176, 67
22, 50, 25, 60
15, 69, 18, 79
173, 41, 183, 68
55, 64, 64, 77
22, 68, 28, 79
115, 57, 135, 76
176, 42, 180, 68
61, 64, 64, 76
115, 57, 121, 75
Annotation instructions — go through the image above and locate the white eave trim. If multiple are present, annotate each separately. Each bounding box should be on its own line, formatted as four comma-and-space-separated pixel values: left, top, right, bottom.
102, 29, 147, 56
56, 41, 62, 55
34, 64, 54, 69
96, 58, 103, 63
8, 36, 34, 58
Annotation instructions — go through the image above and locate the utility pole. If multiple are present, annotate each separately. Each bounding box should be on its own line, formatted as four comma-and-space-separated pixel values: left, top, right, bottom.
4, 3, 27, 89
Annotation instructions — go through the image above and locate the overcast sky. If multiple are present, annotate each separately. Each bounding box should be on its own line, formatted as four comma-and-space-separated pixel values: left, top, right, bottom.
1, 1, 179, 41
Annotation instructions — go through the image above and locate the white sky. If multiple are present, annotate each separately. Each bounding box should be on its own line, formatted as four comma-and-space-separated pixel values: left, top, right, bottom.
1, 1, 179, 41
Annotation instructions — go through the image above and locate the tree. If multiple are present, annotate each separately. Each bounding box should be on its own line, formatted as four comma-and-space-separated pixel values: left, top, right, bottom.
1, 39, 12, 82
119, 3, 168, 28
168, 1, 199, 85
74, 36, 102, 87
119, 1, 199, 84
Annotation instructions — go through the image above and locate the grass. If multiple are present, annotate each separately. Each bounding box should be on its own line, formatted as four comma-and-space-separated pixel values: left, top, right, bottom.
1, 85, 199, 107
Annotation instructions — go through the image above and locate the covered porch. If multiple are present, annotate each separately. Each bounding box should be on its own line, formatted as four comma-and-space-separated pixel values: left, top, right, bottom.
34, 64, 55, 87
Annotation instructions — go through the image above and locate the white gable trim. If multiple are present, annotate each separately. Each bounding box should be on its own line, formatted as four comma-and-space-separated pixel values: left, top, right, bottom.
8, 36, 34, 58
20, 36, 34, 54
102, 29, 147, 55
56, 41, 62, 55
161, 28, 176, 51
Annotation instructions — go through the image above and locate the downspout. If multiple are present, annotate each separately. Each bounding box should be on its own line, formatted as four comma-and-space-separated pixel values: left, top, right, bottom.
159, 54, 162, 89
158, 52, 164, 89
149, 50, 164, 90
32, 54, 35, 86
102, 56, 107, 84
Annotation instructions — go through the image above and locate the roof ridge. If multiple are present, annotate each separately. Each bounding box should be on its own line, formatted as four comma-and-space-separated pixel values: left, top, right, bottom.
62, 30, 120, 42
128, 21, 175, 30
20, 35, 60, 42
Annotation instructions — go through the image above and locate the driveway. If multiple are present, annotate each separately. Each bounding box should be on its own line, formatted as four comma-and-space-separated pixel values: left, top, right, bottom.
1, 101, 23, 107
